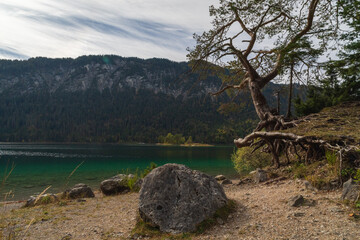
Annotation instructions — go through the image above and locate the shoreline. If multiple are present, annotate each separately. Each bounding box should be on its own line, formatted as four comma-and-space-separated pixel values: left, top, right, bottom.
156, 143, 214, 147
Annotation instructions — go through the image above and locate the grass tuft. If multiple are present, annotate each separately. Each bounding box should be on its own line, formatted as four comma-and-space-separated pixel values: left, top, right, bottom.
195, 199, 236, 234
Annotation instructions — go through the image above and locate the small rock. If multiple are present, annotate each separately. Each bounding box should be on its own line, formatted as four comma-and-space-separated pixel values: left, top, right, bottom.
330, 207, 344, 213
253, 168, 267, 183
288, 195, 304, 207
303, 199, 316, 206
65, 183, 95, 199
304, 180, 318, 191
341, 178, 360, 201
215, 175, 226, 181
24, 193, 58, 207
294, 212, 305, 217
100, 174, 133, 195
221, 179, 233, 185
216, 218, 224, 225
61, 233, 72, 240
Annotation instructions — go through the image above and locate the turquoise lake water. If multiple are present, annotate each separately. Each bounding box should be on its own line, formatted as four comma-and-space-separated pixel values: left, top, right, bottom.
0, 143, 236, 200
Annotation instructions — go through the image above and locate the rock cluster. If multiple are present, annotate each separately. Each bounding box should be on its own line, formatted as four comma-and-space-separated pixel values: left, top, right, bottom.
139, 163, 228, 233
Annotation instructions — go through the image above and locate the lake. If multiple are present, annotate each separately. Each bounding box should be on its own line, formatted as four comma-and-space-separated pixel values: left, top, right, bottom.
0, 143, 236, 201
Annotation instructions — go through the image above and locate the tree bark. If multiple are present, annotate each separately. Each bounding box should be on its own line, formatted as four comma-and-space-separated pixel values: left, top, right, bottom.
248, 79, 272, 121
286, 62, 294, 118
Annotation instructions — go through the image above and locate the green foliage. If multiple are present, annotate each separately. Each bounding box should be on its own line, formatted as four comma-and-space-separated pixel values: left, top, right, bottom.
40, 195, 52, 205
326, 150, 337, 166
159, 133, 186, 145
231, 146, 272, 177
185, 136, 193, 144
126, 175, 139, 192
341, 168, 356, 179
122, 163, 158, 192
141, 162, 157, 178
293, 163, 307, 179
354, 169, 360, 182
295, 0, 360, 116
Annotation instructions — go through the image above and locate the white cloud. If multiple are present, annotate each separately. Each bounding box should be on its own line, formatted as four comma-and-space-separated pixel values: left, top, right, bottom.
0, 0, 218, 61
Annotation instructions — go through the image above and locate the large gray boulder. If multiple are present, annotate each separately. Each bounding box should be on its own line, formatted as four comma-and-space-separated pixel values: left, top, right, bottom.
100, 174, 132, 195
341, 178, 360, 201
139, 163, 228, 234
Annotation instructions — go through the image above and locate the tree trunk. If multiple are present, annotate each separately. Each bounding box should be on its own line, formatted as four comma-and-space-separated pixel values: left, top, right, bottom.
286, 62, 294, 118
276, 91, 280, 115
248, 80, 272, 121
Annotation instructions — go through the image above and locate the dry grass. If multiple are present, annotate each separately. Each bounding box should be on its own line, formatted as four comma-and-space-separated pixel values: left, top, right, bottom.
283, 101, 360, 145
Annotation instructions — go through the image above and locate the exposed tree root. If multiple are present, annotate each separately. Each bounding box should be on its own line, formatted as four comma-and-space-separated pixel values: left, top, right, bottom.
234, 130, 359, 168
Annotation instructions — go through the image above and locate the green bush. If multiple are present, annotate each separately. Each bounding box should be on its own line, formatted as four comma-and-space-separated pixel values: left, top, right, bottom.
231, 146, 272, 177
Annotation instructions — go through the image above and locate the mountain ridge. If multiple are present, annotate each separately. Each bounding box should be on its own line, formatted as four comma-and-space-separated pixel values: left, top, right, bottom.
0, 55, 298, 143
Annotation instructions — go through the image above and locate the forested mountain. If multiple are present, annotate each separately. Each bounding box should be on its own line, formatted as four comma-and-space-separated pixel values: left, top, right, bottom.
0, 55, 300, 143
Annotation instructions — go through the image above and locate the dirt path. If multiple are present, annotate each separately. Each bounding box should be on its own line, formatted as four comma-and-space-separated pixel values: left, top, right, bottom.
1, 180, 359, 240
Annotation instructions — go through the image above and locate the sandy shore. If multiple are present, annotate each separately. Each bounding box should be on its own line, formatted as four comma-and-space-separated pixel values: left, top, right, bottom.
1, 179, 359, 239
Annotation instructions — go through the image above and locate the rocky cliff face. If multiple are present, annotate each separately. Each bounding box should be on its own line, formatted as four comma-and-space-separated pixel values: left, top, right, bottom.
0, 56, 219, 98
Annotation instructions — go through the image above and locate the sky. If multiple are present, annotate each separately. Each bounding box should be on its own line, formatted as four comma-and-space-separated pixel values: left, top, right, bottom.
0, 0, 218, 61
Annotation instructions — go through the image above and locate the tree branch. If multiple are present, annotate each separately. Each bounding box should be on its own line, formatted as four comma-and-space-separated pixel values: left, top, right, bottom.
261, 0, 320, 86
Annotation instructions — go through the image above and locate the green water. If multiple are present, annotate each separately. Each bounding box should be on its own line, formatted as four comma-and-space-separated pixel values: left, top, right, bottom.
0, 143, 236, 200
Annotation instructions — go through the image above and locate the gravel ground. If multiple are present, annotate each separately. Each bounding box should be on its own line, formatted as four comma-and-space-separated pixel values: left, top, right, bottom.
1, 180, 359, 240
195, 180, 359, 240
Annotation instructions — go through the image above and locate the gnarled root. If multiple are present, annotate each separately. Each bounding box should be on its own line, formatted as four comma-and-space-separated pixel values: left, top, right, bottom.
234, 131, 358, 168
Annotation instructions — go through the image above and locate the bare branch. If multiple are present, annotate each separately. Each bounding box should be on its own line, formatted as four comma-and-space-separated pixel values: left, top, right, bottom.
211, 78, 250, 96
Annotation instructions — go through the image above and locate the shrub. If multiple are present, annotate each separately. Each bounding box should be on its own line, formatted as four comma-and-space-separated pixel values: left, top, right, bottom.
141, 162, 157, 178
325, 150, 337, 166
293, 163, 307, 179
122, 162, 158, 192
231, 146, 272, 177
